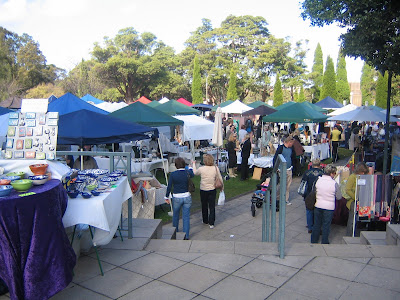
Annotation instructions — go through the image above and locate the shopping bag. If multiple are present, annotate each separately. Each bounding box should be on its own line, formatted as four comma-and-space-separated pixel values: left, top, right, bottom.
218, 190, 225, 205
297, 179, 307, 196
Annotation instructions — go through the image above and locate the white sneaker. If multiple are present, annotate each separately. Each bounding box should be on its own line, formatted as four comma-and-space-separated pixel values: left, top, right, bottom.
209, 225, 214, 229
286, 201, 292, 206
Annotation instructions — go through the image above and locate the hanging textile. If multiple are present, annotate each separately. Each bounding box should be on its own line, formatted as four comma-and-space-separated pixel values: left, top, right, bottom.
357, 175, 374, 220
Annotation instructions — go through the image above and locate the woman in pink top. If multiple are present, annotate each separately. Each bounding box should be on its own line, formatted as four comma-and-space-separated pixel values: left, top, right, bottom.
192, 154, 224, 229
311, 164, 342, 244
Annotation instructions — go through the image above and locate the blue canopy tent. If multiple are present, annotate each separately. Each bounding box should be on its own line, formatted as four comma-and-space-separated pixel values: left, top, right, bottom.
314, 96, 343, 109
0, 107, 11, 116
48, 95, 58, 103
81, 94, 104, 105
57, 109, 157, 147
48, 93, 108, 116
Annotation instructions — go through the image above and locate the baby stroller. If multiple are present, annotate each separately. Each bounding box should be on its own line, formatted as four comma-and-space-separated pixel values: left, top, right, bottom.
250, 172, 280, 217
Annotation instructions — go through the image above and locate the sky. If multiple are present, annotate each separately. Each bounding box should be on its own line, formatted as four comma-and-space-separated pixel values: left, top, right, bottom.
0, 0, 364, 82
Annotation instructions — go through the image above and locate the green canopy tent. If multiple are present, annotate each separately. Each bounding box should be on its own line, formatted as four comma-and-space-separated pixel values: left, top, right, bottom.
147, 101, 161, 108
211, 100, 234, 112
302, 101, 328, 114
110, 101, 183, 126
263, 102, 327, 123
274, 101, 296, 110
248, 100, 275, 109
155, 99, 201, 116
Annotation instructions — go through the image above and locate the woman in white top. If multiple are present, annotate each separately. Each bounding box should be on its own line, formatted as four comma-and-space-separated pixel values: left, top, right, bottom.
311, 164, 342, 244
192, 154, 224, 229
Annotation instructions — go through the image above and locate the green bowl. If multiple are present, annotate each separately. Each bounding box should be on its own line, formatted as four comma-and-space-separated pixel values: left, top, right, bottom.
7, 172, 25, 179
86, 184, 97, 191
11, 179, 32, 192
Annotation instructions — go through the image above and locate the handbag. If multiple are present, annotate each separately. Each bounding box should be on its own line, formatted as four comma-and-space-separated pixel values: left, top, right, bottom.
187, 171, 195, 193
305, 180, 318, 210
297, 179, 307, 196
214, 166, 223, 190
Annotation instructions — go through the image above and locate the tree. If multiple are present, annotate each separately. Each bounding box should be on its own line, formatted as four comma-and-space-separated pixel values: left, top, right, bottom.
273, 74, 283, 106
298, 86, 305, 102
310, 43, 324, 101
336, 50, 350, 103
320, 56, 337, 100
226, 65, 238, 100
376, 71, 388, 108
360, 62, 377, 105
191, 55, 202, 104
25, 83, 65, 98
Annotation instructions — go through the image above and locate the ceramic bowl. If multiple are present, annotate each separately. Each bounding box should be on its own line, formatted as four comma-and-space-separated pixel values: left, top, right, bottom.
4, 175, 20, 182
7, 172, 25, 179
67, 190, 79, 198
86, 184, 97, 191
0, 185, 13, 197
29, 164, 48, 175
81, 192, 92, 199
110, 170, 124, 175
91, 190, 101, 196
28, 175, 48, 186
109, 174, 120, 181
11, 179, 33, 192
0, 178, 11, 185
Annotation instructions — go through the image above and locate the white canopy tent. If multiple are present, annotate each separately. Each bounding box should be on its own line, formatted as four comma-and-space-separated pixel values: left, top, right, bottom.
220, 100, 252, 114
174, 115, 214, 141
327, 104, 358, 116
95, 102, 128, 112
159, 97, 169, 104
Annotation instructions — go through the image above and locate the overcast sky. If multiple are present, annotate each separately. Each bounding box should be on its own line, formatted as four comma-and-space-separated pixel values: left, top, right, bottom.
0, 0, 363, 82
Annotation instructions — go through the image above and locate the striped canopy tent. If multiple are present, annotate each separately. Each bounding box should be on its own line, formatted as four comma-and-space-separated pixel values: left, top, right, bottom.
176, 98, 193, 106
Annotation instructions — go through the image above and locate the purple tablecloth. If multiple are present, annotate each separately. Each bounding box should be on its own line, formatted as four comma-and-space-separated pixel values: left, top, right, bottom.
0, 179, 76, 300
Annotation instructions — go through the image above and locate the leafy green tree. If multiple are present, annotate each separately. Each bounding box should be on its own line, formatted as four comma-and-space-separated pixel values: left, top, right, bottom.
320, 56, 337, 100
191, 55, 202, 104
227, 65, 238, 100
273, 74, 283, 106
336, 51, 350, 103
360, 63, 377, 105
25, 83, 65, 98
298, 86, 305, 102
376, 71, 388, 108
310, 43, 323, 101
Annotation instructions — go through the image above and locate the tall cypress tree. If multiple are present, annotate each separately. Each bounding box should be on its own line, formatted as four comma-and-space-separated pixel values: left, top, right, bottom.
273, 74, 283, 107
191, 55, 202, 104
360, 63, 376, 105
320, 56, 338, 100
311, 43, 324, 101
336, 51, 350, 104
298, 86, 305, 102
226, 66, 238, 100
376, 71, 388, 108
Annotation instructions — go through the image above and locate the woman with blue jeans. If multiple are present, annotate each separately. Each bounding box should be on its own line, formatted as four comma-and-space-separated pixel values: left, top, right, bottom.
311, 164, 342, 244
165, 157, 194, 240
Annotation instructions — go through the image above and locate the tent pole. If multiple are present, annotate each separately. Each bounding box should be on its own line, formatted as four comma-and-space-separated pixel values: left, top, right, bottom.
80, 147, 83, 170
157, 137, 172, 215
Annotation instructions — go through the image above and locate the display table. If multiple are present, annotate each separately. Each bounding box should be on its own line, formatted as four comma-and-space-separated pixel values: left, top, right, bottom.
237, 153, 273, 168
0, 159, 70, 180
94, 157, 168, 174
0, 179, 76, 300
303, 143, 330, 160
62, 176, 133, 246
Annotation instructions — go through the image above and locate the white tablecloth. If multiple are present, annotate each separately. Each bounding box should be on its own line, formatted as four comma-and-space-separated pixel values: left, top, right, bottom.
62, 177, 132, 246
0, 159, 70, 180
94, 157, 168, 174
303, 143, 330, 160
236, 153, 273, 168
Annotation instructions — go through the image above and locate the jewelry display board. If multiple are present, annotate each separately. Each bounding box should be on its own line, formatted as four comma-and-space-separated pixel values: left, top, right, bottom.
5, 111, 58, 160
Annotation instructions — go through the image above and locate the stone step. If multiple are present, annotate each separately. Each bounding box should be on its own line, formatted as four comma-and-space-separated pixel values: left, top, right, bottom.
360, 231, 386, 245
176, 232, 186, 240
121, 218, 162, 239
343, 236, 361, 245
386, 224, 400, 245
161, 226, 176, 240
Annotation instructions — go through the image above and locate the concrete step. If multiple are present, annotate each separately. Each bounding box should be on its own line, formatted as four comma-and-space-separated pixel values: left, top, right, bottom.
161, 226, 176, 240
343, 236, 361, 245
360, 231, 386, 245
121, 218, 162, 239
176, 232, 186, 240
386, 224, 400, 245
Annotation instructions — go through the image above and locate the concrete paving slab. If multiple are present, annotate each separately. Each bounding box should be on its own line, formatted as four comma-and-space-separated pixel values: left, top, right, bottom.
355, 264, 400, 292
158, 263, 228, 294
339, 282, 400, 300
233, 258, 298, 288
267, 288, 319, 300
304, 256, 366, 281
258, 255, 314, 269
88, 249, 149, 266
51, 285, 111, 300
79, 267, 152, 299
191, 295, 213, 300
234, 241, 278, 255
343, 236, 361, 244
191, 253, 254, 273
118, 280, 196, 300
102, 237, 148, 251
285, 243, 327, 256
155, 251, 205, 262
367, 245, 400, 257
189, 240, 235, 253
211, 231, 244, 241
121, 252, 186, 279
340, 257, 371, 264
72, 256, 116, 283
323, 244, 374, 257
145, 239, 191, 252
283, 270, 351, 300
201, 275, 276, 300
368, 257, 400, 271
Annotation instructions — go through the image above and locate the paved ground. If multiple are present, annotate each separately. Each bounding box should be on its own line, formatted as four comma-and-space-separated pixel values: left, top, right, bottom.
3, 160, 400, 300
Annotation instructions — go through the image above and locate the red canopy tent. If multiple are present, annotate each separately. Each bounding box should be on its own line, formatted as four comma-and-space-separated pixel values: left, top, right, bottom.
133, 96, 151, 104
177, 98, 193, 107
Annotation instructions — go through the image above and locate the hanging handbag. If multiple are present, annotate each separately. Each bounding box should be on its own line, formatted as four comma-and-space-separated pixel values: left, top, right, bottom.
214, 166, 224, 190
305, 180, 318, 210
297, 179, 307, 196
187, 171, 195, 193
